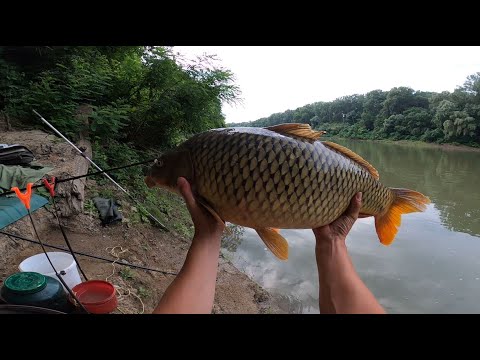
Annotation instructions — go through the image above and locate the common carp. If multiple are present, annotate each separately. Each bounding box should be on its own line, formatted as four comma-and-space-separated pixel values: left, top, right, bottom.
145, 123, 430, 260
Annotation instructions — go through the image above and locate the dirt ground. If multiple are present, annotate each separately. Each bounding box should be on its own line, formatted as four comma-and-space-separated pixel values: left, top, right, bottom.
0, 130, 283, 314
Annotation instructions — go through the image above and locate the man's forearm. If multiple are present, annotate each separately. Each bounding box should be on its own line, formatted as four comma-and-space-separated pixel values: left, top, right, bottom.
153, 235, 221, 314
316, 240, 385, 314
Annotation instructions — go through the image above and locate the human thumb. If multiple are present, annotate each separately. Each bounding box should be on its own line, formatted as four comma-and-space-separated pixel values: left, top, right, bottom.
177, 177, 197, 213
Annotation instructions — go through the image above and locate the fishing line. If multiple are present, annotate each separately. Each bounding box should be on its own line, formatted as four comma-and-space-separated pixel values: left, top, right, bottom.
48, 193, 89, 281
0, 158, 156, 197
0, 230, 178, 276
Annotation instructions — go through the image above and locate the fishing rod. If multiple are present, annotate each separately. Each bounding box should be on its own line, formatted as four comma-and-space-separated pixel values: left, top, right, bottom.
10, 184, 89, 313
1, 160, 165, 280
32, 110, 168, 231
0, 158, 155, 197
0, 230, 178, 276
42, 177, 88, 282
26, 211, 89, 313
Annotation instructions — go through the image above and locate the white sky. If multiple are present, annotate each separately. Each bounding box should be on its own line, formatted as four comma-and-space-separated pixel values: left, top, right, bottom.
173, 46, 480, 124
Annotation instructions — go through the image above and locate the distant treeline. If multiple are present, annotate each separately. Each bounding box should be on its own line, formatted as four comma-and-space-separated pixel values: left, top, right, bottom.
230, 73, 480, 147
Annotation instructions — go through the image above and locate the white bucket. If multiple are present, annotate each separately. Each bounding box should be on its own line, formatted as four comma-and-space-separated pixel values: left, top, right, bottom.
18, 252, 82, 292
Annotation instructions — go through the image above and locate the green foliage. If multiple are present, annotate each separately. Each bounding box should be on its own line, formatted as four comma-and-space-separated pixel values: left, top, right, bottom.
0, 46, 240, 147
137, 286, 150, 299
84, 199, 98, 216
221, 224, 246, 253
92, 140, 144, 186
231, 73, 480, 146
119, 268, 134, 281
443, 112, 477, 141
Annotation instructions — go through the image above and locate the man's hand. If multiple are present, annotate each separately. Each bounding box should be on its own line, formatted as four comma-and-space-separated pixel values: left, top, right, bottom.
313, 192, 362, 246
177, 177, 225, 241
312, 192, 386, 314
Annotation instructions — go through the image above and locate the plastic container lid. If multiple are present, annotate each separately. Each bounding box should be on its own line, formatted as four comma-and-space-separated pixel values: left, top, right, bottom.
71, 280, 118, 314
4, 272, 47, 294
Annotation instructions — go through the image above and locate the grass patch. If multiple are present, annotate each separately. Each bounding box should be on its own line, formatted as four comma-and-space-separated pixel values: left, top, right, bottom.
119, 267, 134, 281
137, 286, 150, 299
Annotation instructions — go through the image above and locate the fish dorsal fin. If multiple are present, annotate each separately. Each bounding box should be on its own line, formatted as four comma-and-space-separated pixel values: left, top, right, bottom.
266, 123, 326, 141
322, 141, 380, 180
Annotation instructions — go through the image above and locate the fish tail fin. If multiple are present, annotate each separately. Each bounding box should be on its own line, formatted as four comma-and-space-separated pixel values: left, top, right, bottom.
375, 188, 430, 246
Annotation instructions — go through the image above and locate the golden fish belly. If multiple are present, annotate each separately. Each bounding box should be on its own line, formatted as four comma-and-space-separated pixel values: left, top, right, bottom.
186, 128, 394, 229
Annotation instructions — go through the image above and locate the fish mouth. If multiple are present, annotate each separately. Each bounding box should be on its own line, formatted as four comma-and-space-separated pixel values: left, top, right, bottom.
144, 176, 157, 188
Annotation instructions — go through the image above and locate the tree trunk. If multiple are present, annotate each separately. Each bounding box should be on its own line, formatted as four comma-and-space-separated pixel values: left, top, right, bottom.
0, 111, 11, 132
5, 112, 12, 131
55, 105, 93, 217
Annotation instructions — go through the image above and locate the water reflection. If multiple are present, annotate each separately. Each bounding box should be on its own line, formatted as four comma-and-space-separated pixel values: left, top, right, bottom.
221, 140, 480, 314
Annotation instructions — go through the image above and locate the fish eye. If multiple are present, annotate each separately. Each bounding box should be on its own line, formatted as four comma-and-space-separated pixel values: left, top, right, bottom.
156, 159, 163, 167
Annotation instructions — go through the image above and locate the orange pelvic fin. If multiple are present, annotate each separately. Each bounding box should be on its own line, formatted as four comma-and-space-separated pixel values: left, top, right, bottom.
256, 228, 289, 261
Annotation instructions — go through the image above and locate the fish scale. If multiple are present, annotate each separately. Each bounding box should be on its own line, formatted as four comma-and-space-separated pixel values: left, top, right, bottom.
146, 123, 430, 260
190, 129, 362, 228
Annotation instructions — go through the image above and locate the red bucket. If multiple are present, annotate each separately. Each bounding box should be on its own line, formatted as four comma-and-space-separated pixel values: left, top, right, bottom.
71, 280, 118, 314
